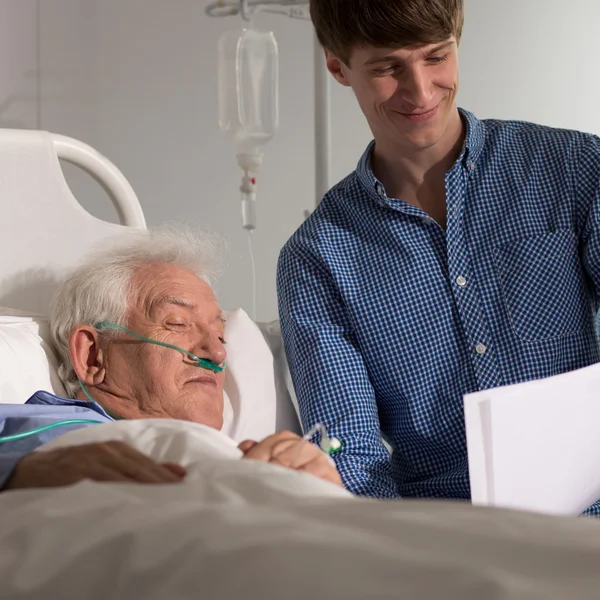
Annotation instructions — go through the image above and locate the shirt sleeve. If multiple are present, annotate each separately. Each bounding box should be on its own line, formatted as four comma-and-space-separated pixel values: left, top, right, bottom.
581, 499, 600, 518
277, 243, 400, 499
576, 136, 600, 520
579, 134, 600, 300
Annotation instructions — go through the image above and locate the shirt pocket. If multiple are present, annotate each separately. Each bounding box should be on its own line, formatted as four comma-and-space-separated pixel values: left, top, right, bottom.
493, 230, 589, 342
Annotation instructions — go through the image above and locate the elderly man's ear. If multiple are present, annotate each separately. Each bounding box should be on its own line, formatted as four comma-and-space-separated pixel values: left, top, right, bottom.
69, 326, 108, 385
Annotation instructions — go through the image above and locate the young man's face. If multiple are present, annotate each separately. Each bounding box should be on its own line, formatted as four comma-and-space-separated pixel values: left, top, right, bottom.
327, 38, 460, 153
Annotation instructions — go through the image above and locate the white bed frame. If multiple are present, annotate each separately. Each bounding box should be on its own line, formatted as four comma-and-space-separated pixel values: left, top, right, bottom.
0, 129, 146, 315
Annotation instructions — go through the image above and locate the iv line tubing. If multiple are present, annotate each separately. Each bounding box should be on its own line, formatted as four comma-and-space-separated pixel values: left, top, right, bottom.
0, 420, 102, 443
247, 229, 257, 321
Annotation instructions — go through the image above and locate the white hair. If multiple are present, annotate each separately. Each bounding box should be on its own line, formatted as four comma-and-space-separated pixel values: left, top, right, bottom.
51, 223, 227, 397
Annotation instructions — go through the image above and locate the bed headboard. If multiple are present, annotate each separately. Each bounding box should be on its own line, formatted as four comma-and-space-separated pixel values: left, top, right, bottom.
0, 129, 146, 315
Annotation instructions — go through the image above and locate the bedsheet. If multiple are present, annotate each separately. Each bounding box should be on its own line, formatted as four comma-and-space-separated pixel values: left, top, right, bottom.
0, 419, 599, 599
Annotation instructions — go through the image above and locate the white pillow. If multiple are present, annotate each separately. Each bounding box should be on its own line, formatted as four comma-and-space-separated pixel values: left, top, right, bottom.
221, 309, 300, 440
0, 308, 67, 401
0, 307, 300, 442
256, 319, 301, 432
221, 308, 277, 441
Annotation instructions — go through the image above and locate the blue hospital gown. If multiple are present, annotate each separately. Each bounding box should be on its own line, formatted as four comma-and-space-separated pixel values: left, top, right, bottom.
0, 391, 112, 489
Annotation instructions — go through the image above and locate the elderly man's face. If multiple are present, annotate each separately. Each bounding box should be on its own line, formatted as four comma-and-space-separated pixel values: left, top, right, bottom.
98, 263, 226, 428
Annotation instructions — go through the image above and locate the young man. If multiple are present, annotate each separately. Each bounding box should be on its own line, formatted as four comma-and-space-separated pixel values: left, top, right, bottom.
277, 0, 600, 513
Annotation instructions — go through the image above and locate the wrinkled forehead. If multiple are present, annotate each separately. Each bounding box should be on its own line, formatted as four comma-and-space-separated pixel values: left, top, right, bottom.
127, 262, 220, 318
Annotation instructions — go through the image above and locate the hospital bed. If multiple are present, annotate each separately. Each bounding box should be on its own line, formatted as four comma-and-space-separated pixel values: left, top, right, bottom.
0, 128, 300, 438
1, 129, 600, 600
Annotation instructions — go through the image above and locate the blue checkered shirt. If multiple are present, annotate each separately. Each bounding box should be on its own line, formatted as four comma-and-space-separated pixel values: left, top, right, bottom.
277, 108, 600, 516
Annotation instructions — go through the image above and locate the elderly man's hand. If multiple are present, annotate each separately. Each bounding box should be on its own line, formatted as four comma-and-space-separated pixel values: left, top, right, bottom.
4, 441, 186, 490
238, 431, 343, 487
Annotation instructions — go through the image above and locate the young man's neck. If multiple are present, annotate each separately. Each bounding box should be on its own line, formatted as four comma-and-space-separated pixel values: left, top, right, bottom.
371, 107, 464, 226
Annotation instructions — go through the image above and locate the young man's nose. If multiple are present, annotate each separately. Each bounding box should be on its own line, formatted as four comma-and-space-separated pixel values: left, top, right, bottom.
397, 68, 435, 109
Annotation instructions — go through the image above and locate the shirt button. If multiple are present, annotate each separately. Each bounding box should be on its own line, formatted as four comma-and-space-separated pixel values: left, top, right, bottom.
422, 216, 434, 226
375, 183, 385, 197
469, 161, 476, 171
475, 343, 487, 355
456, 276, 467, 287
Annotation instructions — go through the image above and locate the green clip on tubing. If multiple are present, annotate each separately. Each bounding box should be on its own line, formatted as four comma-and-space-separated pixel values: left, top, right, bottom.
95, 322, 225, 373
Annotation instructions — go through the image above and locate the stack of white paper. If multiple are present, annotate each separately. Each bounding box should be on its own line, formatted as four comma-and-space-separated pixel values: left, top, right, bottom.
464, 361, 600, 516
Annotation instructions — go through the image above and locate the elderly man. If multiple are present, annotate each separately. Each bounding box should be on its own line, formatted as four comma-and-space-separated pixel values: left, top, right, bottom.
0, 226, 341, 490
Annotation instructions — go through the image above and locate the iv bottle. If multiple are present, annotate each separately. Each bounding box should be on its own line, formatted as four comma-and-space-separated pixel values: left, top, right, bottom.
218, 23, 279, 231
218, 25, 279, 155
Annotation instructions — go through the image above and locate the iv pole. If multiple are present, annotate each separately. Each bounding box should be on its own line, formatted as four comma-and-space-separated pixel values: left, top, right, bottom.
206, 0, 331, 209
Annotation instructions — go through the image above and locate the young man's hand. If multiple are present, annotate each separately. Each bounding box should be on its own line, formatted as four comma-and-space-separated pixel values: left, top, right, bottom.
3, 441, 186, 490
238, 431, 343, 487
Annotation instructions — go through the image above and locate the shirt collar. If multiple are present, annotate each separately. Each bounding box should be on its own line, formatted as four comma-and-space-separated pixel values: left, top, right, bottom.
460, 108, 485, 166
356, 107, 486, 203
28, 390, 115, 421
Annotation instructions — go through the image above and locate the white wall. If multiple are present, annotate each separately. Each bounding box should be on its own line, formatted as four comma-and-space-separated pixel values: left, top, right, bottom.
459, 0, 600, 134
2, 0, 600, 320
0, 1, 39, 130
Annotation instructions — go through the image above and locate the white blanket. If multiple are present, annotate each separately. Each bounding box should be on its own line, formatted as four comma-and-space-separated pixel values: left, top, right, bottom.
1, 419, 600, 599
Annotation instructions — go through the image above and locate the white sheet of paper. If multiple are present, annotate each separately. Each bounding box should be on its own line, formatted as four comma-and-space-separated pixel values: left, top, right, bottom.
464, 360, 600, 516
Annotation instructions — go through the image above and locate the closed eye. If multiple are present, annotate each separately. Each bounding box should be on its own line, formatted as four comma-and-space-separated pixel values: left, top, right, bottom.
427, 54, 449, 65
373, 66, 397, 76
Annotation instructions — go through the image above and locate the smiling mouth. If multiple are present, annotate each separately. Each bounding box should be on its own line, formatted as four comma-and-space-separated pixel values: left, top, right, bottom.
397, 105, 439, 122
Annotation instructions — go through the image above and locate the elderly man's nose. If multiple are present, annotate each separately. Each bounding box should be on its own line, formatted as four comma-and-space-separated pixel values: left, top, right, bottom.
193, 332, 226, 364
209, 341, 227, 365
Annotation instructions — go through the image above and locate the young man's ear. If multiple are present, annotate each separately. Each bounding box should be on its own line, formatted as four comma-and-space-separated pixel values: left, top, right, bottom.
325, 49, 352, 87
69, 326, 107, 386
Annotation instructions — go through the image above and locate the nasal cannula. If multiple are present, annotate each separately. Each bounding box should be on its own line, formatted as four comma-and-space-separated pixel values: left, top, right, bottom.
95, 322, 226, 372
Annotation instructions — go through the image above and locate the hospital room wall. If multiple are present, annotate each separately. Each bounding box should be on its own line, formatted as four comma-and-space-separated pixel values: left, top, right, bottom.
1, 0, 599, 321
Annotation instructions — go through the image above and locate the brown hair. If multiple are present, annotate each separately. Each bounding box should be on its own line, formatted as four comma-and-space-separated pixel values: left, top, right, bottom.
310, 0, 464, 65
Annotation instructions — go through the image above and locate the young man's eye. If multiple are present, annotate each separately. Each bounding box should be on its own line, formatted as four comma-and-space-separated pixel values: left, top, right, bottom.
374, 67, 396, 76
427, 54, 449, 64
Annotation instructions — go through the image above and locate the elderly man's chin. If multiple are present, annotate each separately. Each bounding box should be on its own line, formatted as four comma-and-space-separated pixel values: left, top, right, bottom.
179, 384, 224, 430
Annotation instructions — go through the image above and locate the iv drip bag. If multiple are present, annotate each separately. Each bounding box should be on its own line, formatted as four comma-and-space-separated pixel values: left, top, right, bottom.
218, 25, 279, 154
